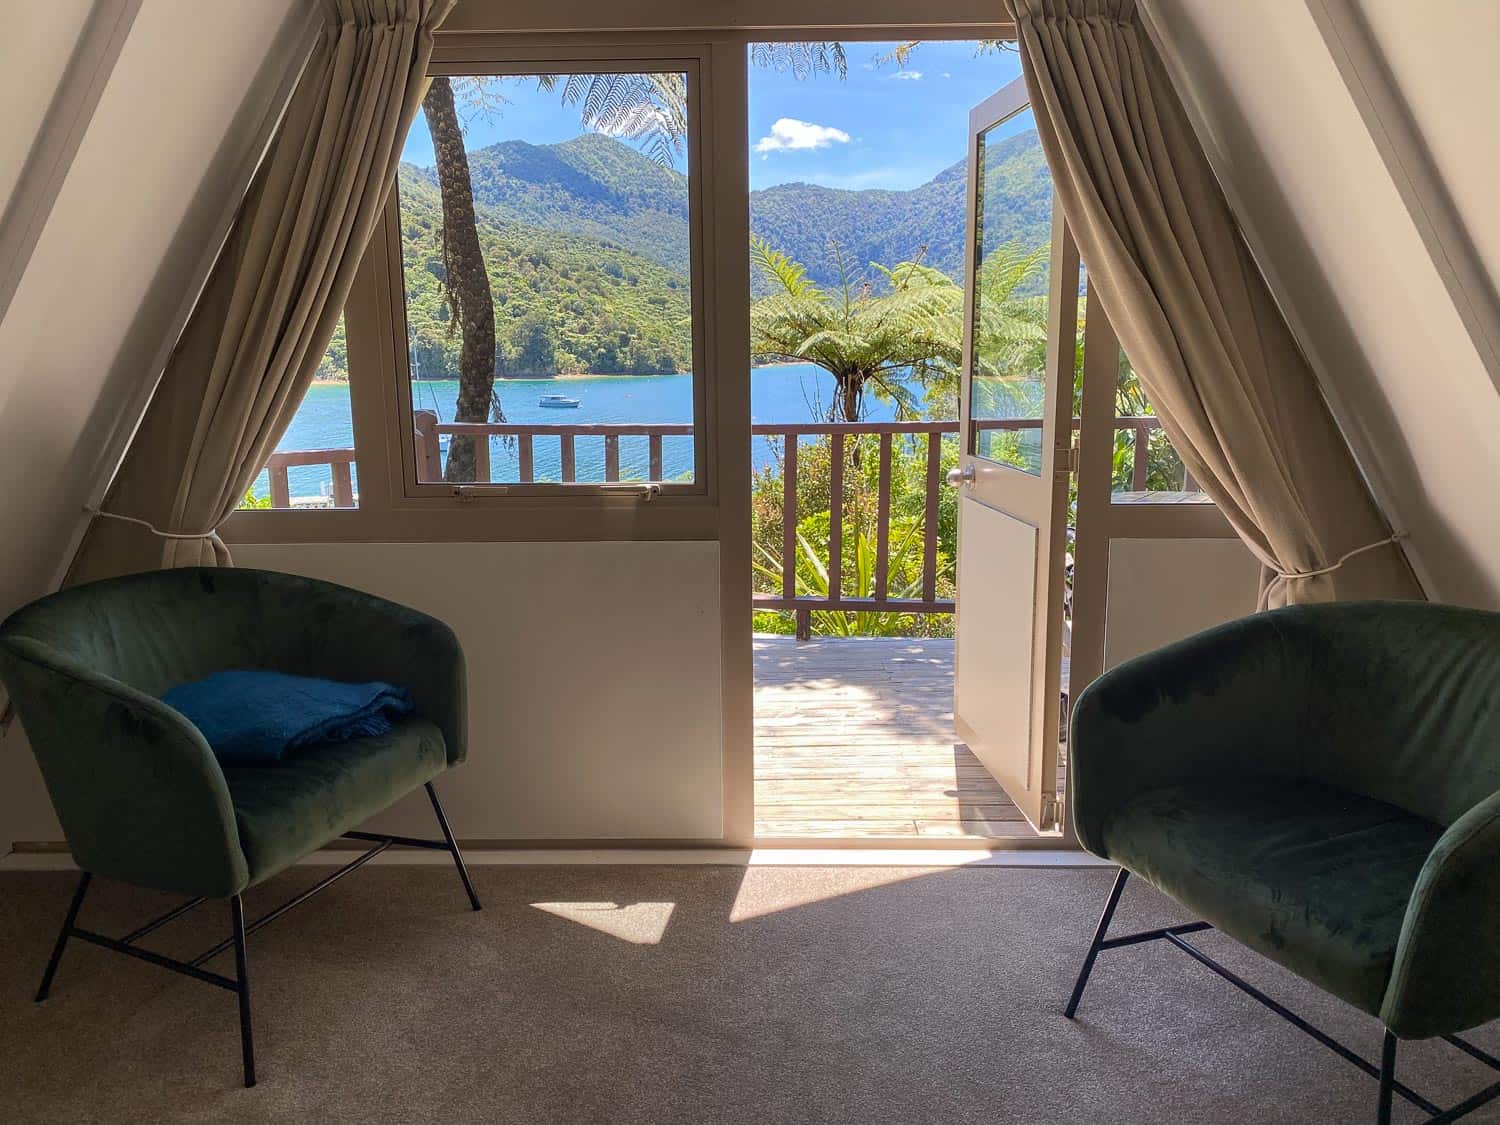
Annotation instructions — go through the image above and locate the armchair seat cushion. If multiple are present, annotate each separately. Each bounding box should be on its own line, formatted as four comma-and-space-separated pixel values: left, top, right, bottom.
1100, 778, 1443, 1016
223, 717, 448, 884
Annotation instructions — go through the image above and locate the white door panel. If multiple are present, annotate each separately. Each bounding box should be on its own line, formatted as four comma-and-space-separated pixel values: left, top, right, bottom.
952, 76, 1075, 832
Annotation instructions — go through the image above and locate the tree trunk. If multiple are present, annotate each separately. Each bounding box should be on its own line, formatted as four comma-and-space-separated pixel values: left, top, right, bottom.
836, 374, 864, 423
423, 77, 496, 483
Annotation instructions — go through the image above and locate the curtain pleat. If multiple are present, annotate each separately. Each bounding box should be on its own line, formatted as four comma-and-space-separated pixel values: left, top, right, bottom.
1004, 0, 1420, 605
69, 0, 454, 582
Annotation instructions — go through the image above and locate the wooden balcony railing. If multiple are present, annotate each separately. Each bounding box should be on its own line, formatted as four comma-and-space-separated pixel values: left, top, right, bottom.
252, 414, 1190, 629
753, 420, 960, 637
264, 447, 356, 508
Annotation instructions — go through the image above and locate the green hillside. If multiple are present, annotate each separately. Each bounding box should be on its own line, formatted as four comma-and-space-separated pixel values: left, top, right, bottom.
749, 130, 1049, 294
397, 164, 693, 379
313, 131, 1052, 382
410, 132, 693, 275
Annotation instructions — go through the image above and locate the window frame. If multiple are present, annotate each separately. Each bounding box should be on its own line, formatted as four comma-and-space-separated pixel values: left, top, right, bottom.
224, 39, 724, 545
388, 54, 711, 504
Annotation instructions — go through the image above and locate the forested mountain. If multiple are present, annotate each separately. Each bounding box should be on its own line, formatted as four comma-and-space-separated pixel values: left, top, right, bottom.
397, 164, 692, 379
314, 130, 1051, 381
749, 131, 1050, 294
407, 133, 693, 276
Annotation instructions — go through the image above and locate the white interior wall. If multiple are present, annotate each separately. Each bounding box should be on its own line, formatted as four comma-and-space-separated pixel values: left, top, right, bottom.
233, 541, 725, 841
1103, 539, 1261, 670
1359, 1, 1500, 315
0, 1, 94, 219
1145, 0, 1500, 609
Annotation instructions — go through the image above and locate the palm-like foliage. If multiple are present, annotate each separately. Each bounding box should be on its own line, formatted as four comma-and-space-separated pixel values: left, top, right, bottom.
749, 42, 849, 79
753, 516, 930, 637
534, 72, 689, 166
528, 44, 849, 168
875, 40, 1014, 68
749, 237, 965, 421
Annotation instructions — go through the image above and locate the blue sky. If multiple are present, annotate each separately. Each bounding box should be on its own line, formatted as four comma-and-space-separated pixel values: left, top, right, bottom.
401, 42, 1026, 193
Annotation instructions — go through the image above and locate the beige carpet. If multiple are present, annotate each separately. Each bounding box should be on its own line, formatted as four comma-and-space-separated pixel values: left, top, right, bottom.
2, 863, 1498, 1124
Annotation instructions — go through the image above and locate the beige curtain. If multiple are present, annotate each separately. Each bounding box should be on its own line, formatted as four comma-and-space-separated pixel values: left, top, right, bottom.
1004, 0, 1420, 606
69, 0, 453, 584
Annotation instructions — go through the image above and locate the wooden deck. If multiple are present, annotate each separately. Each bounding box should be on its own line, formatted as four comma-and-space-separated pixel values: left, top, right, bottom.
754, 636, 1041, 839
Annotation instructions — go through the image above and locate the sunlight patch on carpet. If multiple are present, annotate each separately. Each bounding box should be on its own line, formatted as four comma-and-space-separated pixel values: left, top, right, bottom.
729, 866, 938, 922
531, 901, 676, 944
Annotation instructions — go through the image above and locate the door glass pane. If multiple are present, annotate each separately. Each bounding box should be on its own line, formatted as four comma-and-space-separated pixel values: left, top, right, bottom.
969, 105, 1053, 474
1111, 350, 1211, 504
397, 70, 698, 488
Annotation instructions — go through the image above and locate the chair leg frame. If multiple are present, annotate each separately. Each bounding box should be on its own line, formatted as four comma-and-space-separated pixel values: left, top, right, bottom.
31, 781, 480, 1087
1068, 869, 1500, 1124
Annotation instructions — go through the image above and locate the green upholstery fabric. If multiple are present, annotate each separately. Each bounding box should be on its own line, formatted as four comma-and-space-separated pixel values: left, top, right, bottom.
0, 568, 466, 899
225, 718, 447, 884
1070, 601, 1500, 1039
1102, 779, 1443, 1018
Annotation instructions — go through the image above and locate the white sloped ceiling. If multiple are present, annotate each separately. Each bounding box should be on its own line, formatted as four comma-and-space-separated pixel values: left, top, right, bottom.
1145, 0, 1500, 608
0, 0, 307, 625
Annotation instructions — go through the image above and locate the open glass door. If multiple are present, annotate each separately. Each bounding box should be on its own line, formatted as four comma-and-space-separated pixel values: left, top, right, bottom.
952, 76, 1077, 832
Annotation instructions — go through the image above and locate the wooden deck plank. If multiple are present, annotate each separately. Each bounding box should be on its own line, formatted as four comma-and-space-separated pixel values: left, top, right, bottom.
753, 635, 1041, 840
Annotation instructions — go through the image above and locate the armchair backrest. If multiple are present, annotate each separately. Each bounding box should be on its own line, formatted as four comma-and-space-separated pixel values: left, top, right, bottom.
1275, 602, 1500, 829
3, 568, 281, 695
0, 571, 254, 897
1, 567, 467, 896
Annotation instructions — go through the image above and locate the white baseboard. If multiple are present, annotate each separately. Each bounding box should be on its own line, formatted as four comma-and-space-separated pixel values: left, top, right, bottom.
0, 847, 1109, 871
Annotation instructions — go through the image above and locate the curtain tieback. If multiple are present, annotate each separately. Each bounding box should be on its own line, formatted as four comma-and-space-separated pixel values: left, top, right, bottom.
1275, 531, 1409, 580
84, 506, 223, 541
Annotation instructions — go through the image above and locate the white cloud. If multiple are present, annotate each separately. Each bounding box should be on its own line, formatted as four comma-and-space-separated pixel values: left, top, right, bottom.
891, 70, 924, 81
941, 71, 952, 79
753, 117, 852, 155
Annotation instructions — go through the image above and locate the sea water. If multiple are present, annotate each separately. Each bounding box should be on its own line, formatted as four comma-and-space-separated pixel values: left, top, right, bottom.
252, 363, 918, 500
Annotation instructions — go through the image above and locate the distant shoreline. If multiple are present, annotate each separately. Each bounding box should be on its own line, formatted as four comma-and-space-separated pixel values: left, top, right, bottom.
311, 361, 805, 385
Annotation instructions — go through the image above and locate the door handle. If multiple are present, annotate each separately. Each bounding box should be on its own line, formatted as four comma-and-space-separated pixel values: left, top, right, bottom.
946, 464, 976, 487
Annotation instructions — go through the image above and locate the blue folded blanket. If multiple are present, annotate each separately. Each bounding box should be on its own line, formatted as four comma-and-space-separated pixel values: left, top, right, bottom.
162, 670, 414, 766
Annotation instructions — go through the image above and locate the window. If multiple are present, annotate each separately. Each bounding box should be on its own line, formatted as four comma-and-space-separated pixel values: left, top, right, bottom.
392, 68, 702, 492
240, 313, 359, 509
1110, 349, 1210, 504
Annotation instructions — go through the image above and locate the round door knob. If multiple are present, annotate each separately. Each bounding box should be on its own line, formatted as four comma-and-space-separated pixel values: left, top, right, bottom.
946, 464, 976, 486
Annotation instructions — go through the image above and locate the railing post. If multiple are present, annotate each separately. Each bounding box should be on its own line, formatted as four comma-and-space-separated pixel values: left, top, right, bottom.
874, 433, 893, 602
648, 433, 663, 481
270, 465, 291, 509
472, 436, 491, 484
560, 434, 576, 482
795, 606, 811, 642
922, 431, 942, 603
330, 461, 354, 508
828, 432, 843, 604
604, 434, 620, 482
413, 410, 441, 482
518, 434, 534, 483
1131, 419, 1150, 491
782, 434, 798, 608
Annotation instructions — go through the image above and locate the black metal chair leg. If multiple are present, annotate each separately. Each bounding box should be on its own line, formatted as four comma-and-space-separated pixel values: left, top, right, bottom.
231, 896, 255, 1088
426, 782, 481, 911
35, 871, 92, 1002
1065, 867, 1129, 1019
1377, 1031, 1396, 1125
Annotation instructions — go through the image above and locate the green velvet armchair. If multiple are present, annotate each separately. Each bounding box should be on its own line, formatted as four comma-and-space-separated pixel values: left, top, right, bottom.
1064, 601, 1500, 1124
0, 567, 480, 1088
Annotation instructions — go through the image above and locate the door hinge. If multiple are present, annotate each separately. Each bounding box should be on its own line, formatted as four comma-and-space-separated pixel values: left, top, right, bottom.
1040, 793, 1062, 832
